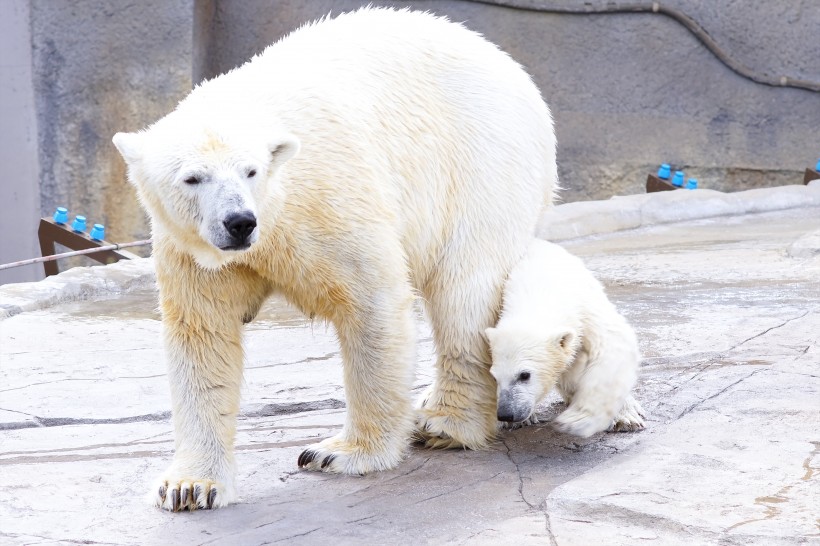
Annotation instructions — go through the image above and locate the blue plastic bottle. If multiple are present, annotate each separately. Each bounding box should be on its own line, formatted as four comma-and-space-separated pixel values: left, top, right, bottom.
685, 178, 698, 190
657, 163, 671, 180
672, 171, 685, 187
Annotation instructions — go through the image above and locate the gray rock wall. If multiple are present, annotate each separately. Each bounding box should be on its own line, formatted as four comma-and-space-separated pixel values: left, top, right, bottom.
205, 0, 820, 202
2, 0, 818, 282
28, 0, 201, 251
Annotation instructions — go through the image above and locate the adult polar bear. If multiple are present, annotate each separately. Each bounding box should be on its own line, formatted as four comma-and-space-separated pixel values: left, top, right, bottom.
114, 8, 557, 511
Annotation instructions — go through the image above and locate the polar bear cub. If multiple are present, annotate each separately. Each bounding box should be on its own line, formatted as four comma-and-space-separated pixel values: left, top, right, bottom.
486, 239, 645, 437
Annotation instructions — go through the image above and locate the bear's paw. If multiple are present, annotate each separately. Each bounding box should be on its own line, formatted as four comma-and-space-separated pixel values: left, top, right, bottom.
151, 477, 233, 512
415, 410, 496, 450
297, 434, 405, 475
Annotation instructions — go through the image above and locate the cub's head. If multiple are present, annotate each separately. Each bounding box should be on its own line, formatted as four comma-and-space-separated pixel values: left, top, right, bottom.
113, 117, 299, 269
485, 326, 579, 424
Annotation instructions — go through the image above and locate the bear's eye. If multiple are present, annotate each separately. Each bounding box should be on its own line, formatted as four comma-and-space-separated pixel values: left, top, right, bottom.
247, 169, 257, 178
184, 175, 201, 185
518, 371, 531, 382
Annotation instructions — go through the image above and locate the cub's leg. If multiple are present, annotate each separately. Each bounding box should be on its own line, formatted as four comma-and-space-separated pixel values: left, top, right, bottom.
152, 255, 270, 511
553, 332, 639, 438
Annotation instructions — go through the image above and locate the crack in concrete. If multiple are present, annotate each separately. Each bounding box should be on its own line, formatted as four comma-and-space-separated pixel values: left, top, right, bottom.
245, 399, 345, 417
198, 518, 287, 545
0, 411, 171, 431
728, 310, 810, 352
0, 398, 347, 431
543, 499, 559, 546
501, 436, 536, 510
675, 368, 764, 420
269, 526, 321, 543
0, 436, 324, 465
0, 377, 99, 393
412, 471, 504, 505
1, 436, 171, 457
345, 456, 432, 507
0, 532, 120, 545
246, 351, 339, 371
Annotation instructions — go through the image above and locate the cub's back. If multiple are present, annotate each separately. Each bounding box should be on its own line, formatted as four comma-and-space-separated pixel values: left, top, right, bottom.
501, 240, 605, 324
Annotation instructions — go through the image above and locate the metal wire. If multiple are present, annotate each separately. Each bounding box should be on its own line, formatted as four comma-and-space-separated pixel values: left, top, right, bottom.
0, 240, 153, 271
463, 0, 820, 93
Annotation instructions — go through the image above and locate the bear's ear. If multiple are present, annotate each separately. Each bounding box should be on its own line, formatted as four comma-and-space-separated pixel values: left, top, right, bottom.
267, 133, 300, 172
112, 132, 144, 165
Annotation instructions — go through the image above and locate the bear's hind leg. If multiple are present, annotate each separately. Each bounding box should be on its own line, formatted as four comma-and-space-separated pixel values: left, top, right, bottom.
415, 261, 507, 450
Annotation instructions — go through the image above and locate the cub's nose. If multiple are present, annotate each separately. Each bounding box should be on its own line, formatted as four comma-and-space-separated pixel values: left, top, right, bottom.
224, 211, 257, 242
497, 408, 516, 422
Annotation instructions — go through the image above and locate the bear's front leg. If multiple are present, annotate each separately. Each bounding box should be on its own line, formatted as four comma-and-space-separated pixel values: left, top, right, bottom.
297, 286, 416, 474
152, 257, 269, 511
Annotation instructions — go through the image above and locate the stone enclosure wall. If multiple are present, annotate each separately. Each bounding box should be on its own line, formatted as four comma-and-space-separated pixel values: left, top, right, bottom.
2, 0, 819, 282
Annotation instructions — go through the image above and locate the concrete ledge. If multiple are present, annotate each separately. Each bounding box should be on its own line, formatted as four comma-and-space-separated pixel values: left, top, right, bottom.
3, 182, 818, 318
0, 258, 155, 319
538, 182, 820, 241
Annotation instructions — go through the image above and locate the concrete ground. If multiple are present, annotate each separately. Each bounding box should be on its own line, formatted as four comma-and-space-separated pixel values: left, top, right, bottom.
1, 188, 818, 545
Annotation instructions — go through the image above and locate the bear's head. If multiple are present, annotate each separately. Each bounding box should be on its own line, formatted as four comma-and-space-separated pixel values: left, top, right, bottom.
113, 114, 299, 269
485, 326, 579, 424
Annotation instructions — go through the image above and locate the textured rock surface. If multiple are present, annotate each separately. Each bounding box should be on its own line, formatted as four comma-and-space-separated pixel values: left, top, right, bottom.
1, 201, 818, 544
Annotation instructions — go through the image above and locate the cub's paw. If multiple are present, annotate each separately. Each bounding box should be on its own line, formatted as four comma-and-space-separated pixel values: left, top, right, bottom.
610, 396, 646, 433
297, 434, 405, 475
150, 476, 233, 512
499, 413, 539, 431
552, 407, 611, 438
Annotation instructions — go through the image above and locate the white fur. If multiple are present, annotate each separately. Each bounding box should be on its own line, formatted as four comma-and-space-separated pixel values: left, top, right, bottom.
487, 240, 645, 438
113, 8, 558, 510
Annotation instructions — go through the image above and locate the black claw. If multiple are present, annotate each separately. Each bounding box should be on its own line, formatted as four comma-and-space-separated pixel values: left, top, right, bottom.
298, 449, 318, 467
194, 485, 202, 505
181, 487, 190, 507
320, 454, 336, 469
171, 489, 180, 512
207, 487, 217, 509
158, 484, 167, 502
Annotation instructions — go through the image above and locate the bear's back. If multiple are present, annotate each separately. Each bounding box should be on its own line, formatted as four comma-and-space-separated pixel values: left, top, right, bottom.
157, 8, 558, 291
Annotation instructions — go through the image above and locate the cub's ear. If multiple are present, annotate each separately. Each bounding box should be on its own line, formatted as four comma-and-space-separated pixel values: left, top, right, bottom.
553, 330, 578, 356
268, 133, 300, 172
112, 132, 144, 165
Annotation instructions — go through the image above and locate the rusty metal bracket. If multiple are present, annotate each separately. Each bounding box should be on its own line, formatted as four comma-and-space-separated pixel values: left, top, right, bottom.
37, 218, 138, 277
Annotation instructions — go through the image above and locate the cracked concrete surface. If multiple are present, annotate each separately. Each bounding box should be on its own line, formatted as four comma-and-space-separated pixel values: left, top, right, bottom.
1, 205, 819, 545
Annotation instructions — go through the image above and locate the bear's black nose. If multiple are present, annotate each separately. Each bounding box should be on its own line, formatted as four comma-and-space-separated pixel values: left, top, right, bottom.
224, 212, 257, 242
